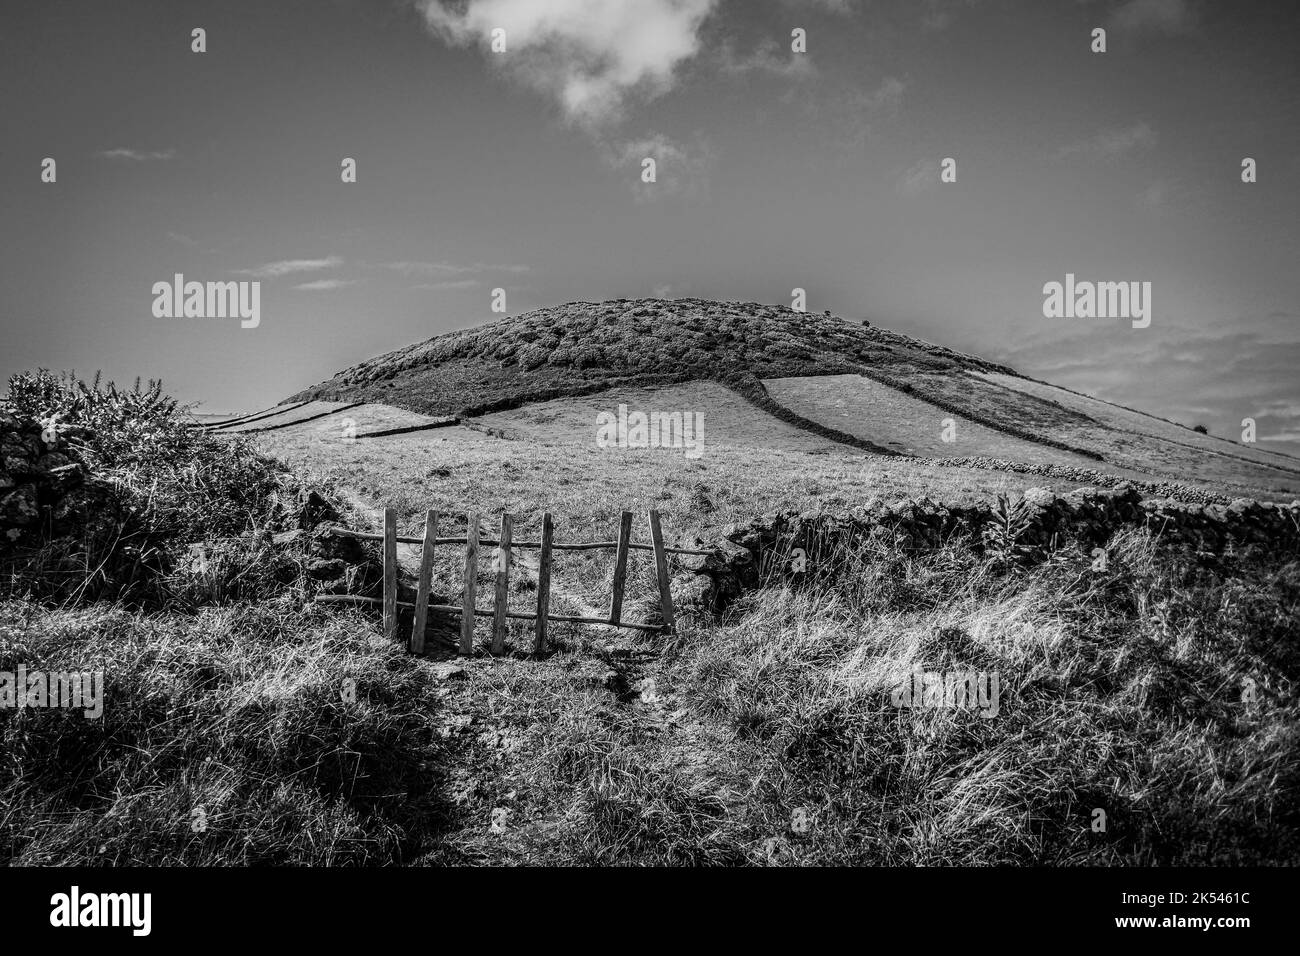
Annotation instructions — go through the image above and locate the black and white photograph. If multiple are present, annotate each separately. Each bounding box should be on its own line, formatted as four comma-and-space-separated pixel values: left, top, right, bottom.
1, 0, 1295, 938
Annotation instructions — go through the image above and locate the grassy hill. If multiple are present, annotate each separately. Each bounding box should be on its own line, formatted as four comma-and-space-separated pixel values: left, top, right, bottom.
285, 298, 1299, 500
288, 298, 1017, 418
5, 369, 1299, 866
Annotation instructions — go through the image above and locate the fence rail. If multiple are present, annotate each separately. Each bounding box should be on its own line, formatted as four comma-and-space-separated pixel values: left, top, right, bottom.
317, 510, 711, 655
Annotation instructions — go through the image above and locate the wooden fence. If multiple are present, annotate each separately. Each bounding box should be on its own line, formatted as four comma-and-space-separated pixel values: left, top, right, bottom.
317, 510, 711, 656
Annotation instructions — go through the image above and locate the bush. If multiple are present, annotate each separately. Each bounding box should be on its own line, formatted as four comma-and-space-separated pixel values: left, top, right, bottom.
3, 370, 293, 604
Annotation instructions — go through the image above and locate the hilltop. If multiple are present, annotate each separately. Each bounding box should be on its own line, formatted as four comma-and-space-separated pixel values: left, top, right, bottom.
286, 298, 1300, 500
6, 369, 1299, 866
289, 298, 1014, 417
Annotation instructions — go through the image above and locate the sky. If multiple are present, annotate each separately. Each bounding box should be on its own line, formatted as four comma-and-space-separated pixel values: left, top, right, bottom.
2, 0, 1298, 449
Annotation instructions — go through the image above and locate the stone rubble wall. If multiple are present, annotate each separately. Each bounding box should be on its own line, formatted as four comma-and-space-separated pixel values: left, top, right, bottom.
0, 410, 91, 545
672, 484, 1300, 616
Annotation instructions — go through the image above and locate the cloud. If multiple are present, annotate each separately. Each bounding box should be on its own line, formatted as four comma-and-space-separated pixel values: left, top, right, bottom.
921, 0, 980, 31
97, 148, 177, 161
718, 39, 815, 81
898, 158, 940, 197
777, 0, 856, 13
381, 260, 529, 276
416, 0, 716, 129
602, 132, 715, 202
1109, 0, 1195, 38
1055, 121, 1157, 162
788, 76, 905, 155
294, 279, 360, 291
861, 75, 905, 114
996, 318, 1300, 454
412, 279, 481, 291
237, 257, 345, 279
1137, 178, 1184, 210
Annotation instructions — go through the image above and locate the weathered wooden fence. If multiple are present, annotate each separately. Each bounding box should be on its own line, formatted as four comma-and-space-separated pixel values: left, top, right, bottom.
318, 510, 710, 656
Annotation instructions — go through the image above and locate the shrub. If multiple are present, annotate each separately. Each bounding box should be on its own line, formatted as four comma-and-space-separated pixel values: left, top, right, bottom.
2, 370, 291, 604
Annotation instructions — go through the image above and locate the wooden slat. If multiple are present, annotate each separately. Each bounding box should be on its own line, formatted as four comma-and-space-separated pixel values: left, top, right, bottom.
608, 510, 633, 625
382, 508, 398, 644
491, 513, 513, 654
535, 512, 554, 654
316, 594, 665, 632
319, 526, 712, 556
410, 510, 439, 654
460, 514, 480, 654
647, 510, 675, 631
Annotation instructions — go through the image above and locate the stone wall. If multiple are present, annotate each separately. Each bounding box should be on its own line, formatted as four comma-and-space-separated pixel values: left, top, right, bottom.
672, 484, 1300, 615
0, 411, 91, 546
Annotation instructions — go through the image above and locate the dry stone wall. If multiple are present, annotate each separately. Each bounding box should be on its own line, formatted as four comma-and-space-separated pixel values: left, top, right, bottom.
0, 410, 91, 546
673, 484, 1300, 615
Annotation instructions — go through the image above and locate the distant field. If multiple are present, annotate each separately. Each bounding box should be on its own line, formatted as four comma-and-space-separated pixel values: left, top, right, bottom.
202, 401, 450, 438
973, 372, 1300, 497
763, 374, 1109, 466
252, 408, 1136, 635
472, 380, 848, 455
252, 402, 1137, 551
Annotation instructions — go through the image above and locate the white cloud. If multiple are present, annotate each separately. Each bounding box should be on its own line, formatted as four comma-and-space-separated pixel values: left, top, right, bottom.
1109, 0, 1195, 38
789, 76, 904, 154
415, 0, 717, 128
719, 38, 815, 81
898, 158, 940, 197
603, 132, 715, 202
921, 0, 979, 31
237, 257, 345, 279
1138, 178, 1179, 209
777, 0, 856, 14
862, 76, 905, 113
412, 279, 482, 291
294, 278, 360, 291
98, 148, 177, 162
382, 260, 529, 276
1055, 122, 1157, 162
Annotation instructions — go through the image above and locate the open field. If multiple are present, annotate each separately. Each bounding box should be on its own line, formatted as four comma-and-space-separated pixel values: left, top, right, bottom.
974, 371, 1300, 493
764, 373, 1105, 465
5, 301, 1297, 866
252, 406, 1112, 631
472, 379, 845, 453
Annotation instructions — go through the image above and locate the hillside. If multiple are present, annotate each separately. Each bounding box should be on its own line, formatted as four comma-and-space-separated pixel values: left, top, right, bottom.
7, 370, 1299, 867
288, 298, 1017, 418
286, 298, 1300, 500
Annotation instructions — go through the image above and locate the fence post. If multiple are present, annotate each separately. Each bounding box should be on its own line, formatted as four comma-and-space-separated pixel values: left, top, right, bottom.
535, 512, 554, 655
383, 508, 398, 644
461, 514, 480, 655
647, 510, 675, 631
491, 513, 512, 654
608, 510, 633, 625
411, 510, 439, 654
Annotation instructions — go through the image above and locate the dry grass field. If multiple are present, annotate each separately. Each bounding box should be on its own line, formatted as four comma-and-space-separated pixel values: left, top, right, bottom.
973, 371, 1300, 494
763, 373, 1105, 465
5, 300, 1298, 866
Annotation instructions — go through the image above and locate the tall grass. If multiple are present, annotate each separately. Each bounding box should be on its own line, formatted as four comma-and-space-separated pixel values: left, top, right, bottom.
3, 370, 292, 603
651, 529, 1300, 864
